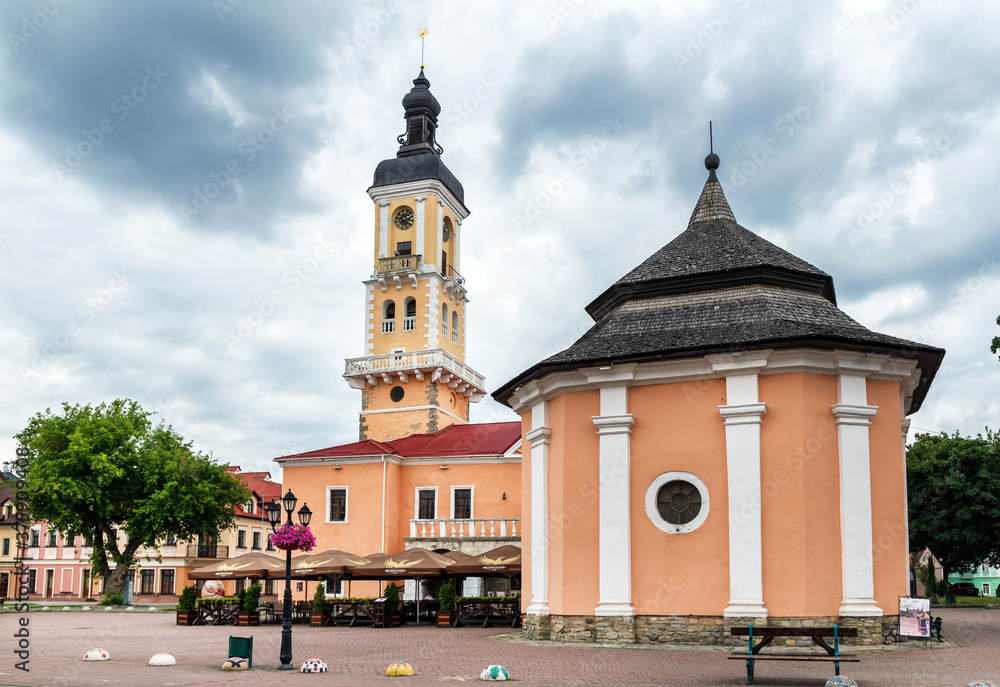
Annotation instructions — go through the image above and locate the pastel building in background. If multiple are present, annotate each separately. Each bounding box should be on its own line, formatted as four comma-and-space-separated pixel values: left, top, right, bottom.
493, 153, 945, 645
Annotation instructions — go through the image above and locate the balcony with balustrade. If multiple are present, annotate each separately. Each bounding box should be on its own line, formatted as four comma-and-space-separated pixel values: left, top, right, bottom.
186, 545, 229, 559
344, 348, 486, 400
404, 518, 520, 555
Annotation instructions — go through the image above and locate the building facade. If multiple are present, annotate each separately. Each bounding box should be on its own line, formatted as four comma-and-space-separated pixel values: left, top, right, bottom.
494, 154, 945, 645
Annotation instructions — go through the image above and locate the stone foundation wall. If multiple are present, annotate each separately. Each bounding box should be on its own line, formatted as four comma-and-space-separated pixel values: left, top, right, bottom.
522, 613, 551, 640
529, 614, 900, 646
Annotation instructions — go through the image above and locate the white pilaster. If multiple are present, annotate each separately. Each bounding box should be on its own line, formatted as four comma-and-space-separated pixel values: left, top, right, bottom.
455, 217, 462, 274
833, 358, 881, 617
415, 195, 426, 266
593, 385, 635, 617
378, 200, 390, 259
710, 352, 768, 618
525, 401, 550, 616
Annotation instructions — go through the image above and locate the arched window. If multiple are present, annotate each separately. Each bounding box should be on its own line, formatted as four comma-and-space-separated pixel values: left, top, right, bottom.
451, 311, 458, 342
382, 300, 396, 333
441, 303, 449, 337
403, 297, 416, 331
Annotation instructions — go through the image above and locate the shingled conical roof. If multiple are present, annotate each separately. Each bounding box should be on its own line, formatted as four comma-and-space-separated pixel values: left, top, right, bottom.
493, 153, 944, 412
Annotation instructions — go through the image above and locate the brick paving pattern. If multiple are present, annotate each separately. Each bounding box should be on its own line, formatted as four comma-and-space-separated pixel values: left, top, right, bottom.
0, 606, 997, 686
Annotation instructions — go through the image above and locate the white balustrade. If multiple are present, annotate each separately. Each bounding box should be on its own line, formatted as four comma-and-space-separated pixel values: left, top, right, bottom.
407, 518, 520, 540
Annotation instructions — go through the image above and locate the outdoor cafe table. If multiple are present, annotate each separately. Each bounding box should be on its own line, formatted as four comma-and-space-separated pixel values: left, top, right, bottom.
453, 599, 520, 628
326, 600, 388, 627
193, 600, 240, 625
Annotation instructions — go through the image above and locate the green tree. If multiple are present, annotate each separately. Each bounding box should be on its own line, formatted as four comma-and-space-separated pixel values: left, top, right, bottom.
907, 430, 1000, 582
991, 314, 1000, 360
15, 399, 250, 597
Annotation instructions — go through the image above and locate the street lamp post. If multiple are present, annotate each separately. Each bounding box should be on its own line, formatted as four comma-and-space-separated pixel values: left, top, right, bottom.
265, 490, 312, 671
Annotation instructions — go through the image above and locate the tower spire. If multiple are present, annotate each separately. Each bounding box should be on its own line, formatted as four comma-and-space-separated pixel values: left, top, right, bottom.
419, 28, 427, 69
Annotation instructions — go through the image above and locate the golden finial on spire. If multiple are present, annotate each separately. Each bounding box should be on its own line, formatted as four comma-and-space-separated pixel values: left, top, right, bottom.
419, 29, 427, 69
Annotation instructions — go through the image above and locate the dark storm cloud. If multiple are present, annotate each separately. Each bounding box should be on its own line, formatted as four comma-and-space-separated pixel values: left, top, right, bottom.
0, 1, 358, 236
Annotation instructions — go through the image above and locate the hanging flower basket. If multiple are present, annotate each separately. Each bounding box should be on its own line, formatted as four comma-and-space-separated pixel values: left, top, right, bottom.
269, 523, 316, 553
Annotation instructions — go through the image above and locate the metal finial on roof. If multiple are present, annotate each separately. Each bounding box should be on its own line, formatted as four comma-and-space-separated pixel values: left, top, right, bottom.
419, 28, 427, 69
705, 121, 720, 177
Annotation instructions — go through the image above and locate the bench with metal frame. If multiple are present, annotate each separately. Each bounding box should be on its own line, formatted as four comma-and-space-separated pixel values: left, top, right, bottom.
728, 624, 860, 685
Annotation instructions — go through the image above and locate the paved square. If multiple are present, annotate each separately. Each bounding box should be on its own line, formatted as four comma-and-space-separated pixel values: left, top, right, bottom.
0, 607, 997, 686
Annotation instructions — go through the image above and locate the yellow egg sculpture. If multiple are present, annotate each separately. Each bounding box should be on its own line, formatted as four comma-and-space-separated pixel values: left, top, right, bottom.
386, 662, 414, 676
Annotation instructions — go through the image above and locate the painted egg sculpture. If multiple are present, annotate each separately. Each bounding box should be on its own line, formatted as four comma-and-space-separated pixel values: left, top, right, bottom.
480, 665, 510, 681
222, 657, 249, 671
386, 662, 414, 676
201, 580, 226, 598
83, 648, 109, 661
301, 658, 328, 673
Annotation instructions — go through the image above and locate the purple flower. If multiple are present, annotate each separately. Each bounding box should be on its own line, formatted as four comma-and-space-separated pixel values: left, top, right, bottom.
268, 523, 316, 552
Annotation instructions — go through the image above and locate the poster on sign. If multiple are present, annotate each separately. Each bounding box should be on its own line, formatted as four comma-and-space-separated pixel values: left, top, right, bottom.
899, 597, 931, 637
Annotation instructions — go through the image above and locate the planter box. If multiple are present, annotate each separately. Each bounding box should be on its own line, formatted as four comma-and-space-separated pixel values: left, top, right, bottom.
236, 611, 260, 626
436, 611, 453, 627
175, 610, 197, 626
310, 610, 328, 627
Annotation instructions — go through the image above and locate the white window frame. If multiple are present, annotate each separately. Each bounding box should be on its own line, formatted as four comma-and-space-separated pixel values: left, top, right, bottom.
251, 528, 262, 550
644, 471, 711, 534
451, 485, 475, 520
326, 486, 349, 524
236, 528, 247, 549
983, 582, 992, 597
414, 486, 438, 520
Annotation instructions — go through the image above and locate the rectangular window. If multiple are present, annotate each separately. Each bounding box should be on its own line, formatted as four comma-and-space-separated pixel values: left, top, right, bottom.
140, 570, 155, 595
264, 578, 275, 596
5, 504, 12, 517
64, 533, 74, 547
983, 582, 992, 597
165, 533, 176, 546
324, 578, 343, 596
328, 488, 347, 522
252, 530, 261, 550
237, 530, 247, 549
396, 241, 412, 256
442, 250, 448, 275
46, 531, 57, 547
160, 569, 175, 596
454, 488, 472, 520
235, 578, 246, 594
27, 568, 36, 593
30, 530, 39, 548
418, 489, 436, 520
2, 539, 9, 556
266, 535, 275, 551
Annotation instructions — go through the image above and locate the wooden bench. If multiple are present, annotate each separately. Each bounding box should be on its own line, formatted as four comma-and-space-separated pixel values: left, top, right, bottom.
728, 625, 859, 685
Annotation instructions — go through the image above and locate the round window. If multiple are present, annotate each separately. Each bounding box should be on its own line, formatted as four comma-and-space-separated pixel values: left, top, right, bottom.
644, 471, 710, 534
656, 480, 702, 525
390, 386, 405, 403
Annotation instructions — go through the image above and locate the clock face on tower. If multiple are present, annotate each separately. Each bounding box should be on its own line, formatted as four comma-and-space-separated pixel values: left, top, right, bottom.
394, 207, 414, 230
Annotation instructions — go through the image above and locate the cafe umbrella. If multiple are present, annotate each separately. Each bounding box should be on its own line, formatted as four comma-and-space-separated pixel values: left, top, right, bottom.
349, 547, 454, 623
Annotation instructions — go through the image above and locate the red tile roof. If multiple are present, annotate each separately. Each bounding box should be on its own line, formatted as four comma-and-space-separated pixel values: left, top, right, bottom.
276, 422, 521, 461
229, 468, 282, 517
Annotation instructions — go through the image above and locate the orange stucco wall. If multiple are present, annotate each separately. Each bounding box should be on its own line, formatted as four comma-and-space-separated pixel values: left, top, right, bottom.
867, 379, 906, 615
362, 378, 468, 442
630, 379, 730, 616
396, 463, 520, 536
759, 373, 843, 617
546, 390, 600, 616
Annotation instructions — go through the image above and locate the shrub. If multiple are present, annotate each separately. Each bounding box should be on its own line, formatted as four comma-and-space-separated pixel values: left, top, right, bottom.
383, 581, 400, 612
438, 580, 457, 612
102, 590, 124, 606
313, 582, 328, 612
242, 583, 262, 613
177, 585, 198, 611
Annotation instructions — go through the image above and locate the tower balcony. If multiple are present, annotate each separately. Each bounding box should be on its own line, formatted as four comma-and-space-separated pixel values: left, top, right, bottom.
376, 254, 422, 291
344, 348, 486, 401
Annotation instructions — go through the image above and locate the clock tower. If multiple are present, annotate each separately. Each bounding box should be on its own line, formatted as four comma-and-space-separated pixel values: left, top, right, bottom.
344, 69, 486, 442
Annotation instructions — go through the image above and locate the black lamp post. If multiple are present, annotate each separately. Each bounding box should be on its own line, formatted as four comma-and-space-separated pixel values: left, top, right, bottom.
265, 490, 312, 670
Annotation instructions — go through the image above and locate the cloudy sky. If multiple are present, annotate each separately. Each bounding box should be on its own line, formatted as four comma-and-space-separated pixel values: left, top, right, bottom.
1, 0, 998, 477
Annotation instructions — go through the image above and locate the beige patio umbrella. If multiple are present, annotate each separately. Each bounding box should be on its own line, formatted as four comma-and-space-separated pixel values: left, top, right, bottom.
349, 547, 455, 622
188, 551, 287, 580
